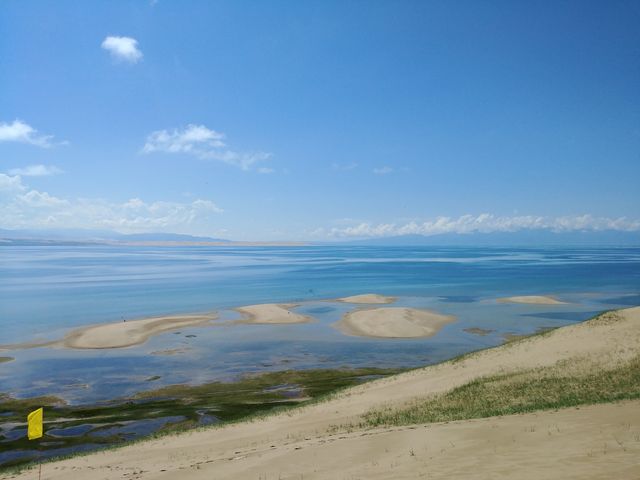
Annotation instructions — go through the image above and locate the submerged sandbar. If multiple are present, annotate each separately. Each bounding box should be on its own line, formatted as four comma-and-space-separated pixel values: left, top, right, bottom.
497, 295, 566, 305
335, 307, 455, 338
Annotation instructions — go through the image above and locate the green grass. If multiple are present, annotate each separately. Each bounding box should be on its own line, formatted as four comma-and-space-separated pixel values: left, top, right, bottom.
361, 355, 640, 428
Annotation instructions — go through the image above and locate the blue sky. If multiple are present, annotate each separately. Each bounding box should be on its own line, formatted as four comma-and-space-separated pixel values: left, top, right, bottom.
1, 0, 639, 240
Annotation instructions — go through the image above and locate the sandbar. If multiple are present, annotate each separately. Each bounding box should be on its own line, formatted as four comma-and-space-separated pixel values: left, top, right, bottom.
335, 307, 455, 338
236, 304, 312, 324
497, 295, 567, 305
336, 294, 396, 304
62, 313, 217, 349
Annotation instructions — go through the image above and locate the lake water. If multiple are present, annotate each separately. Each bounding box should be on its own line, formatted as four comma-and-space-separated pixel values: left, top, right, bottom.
1, 245, 639, 403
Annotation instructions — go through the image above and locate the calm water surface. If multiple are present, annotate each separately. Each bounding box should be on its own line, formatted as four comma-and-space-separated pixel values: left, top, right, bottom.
1, 245, 639, 403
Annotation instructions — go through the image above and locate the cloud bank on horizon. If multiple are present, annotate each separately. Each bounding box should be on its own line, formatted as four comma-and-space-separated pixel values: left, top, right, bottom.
1, 172, 638, 238
318, 215, 640, 239
0, 173, 222, 234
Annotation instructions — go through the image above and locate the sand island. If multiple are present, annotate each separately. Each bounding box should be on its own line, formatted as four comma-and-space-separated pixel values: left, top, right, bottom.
335, 307, 455, 338
236, 303, 312, 324
61, 313, 218, 349
336, 293, 396, 304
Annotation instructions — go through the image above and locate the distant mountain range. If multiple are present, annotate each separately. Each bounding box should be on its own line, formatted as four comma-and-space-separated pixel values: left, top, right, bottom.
0, 228, 227, 244
1, 228, 639, 246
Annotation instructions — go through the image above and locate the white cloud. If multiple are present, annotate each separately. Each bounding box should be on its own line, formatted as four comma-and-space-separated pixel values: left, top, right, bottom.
326, 214, 640, 238
332, 162, 358, 171
373, 166, 393, 175
142, 124, 271, 170
0, 120, 63, 148
8, 165, 63, 177
0, 174, 223, 234
257, 167, 274, 174
101, 36, 143, 63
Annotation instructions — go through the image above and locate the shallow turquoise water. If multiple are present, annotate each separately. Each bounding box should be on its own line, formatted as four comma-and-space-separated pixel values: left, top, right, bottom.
0, 245, 639, 403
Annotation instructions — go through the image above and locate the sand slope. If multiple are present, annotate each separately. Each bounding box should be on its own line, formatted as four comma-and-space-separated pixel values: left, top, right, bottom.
335, 307, 455, 338
5, 306, 640, 480
236, 303, 311, 324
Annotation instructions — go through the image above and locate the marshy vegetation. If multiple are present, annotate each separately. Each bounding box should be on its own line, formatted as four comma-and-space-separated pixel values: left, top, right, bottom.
0, 367, 403, 469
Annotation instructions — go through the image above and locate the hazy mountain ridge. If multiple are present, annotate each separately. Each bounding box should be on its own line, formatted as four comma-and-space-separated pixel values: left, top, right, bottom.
0, 228, 227, 244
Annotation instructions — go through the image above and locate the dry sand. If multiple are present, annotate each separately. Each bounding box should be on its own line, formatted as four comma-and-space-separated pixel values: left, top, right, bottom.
5, 306, 640, 480
62, 313, 217, 349
236, 303, 312, 324
497, 295, 567, 305
335, 307, 455, 338
337, 293, 396, 304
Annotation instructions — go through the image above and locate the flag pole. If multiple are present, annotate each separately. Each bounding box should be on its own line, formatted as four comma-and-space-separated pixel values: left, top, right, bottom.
27, 407, 44, 480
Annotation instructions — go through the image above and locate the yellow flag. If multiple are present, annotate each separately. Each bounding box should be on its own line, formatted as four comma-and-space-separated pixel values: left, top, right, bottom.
27, 407, 43, 440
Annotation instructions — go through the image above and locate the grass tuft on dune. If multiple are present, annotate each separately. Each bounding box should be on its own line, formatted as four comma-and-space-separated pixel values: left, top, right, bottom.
361, 354, 640, 427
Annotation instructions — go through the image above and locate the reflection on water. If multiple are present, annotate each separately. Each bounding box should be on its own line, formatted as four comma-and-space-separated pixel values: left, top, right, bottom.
0, 245, 638, 406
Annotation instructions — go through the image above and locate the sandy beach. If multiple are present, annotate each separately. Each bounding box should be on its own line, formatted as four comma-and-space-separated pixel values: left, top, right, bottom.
335, 307, 455, 338
236, 303, 312, 324
60, 313, 218, 349
497, 295, 567, 305
336, 293, 396, 304
5, 305, 638, 479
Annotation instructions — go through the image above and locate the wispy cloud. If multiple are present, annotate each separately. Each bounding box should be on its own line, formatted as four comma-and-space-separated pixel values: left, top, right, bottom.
142, 124, 271, 170
324, 214, 640, 238
373, 166, 393, 175
8, 165, 63, 177
0, 120, 63, 148
0, 174, 223, 233
257, 167, 275, 174
101, 36, 143, 63
332, 162, 358, 171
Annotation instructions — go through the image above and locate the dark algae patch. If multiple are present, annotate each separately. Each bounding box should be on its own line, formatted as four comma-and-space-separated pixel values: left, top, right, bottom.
0, 367, 403, 470
463, 327, 494, 336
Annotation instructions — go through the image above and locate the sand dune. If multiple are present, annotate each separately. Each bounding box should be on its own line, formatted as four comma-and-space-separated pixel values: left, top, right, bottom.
337, 293, 396, 304
335, 307, 455, 338
236, 303, 312, 324
5, 306, 640, 480
497, 295, 567, 305
62, 313, 217, 349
